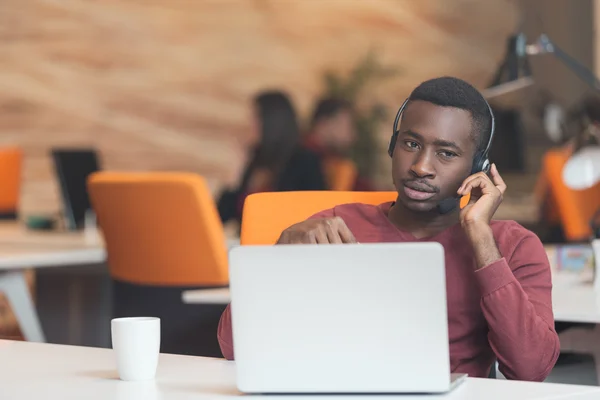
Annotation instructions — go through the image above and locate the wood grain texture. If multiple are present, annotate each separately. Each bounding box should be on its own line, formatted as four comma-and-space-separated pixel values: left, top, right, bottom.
0, 0, 518, 215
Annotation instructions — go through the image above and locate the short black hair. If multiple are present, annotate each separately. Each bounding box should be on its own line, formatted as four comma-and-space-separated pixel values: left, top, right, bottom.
310, 97, 352, 127
406, 76, 492, 153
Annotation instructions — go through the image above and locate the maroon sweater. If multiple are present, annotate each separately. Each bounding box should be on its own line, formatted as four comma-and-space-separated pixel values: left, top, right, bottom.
217, 202, 560, 381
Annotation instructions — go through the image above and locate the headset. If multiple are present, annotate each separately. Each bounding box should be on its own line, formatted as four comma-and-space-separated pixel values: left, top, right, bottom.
388, 97, 496, 175
387, 96, 496, 213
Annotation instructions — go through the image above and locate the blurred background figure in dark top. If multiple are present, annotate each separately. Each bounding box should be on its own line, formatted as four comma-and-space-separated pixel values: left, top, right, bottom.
217, 90, 327, 225
304, 97, 374, 191
304, 98, 357, 157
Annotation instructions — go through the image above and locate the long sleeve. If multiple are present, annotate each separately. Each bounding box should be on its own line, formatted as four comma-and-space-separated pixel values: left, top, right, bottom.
217, 304, 235, 360
474, 232, 560, 381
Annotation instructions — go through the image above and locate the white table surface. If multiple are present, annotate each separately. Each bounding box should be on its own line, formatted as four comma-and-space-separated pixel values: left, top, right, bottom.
0, 224, 107, 342
552, 272, 600, 324
181, 281, 600, 317
0, 223, 239, 342
0, 340, 598, 400
182, 271, 600, 320
0, 223, 239, 270
182, 287, 231, 304
0, 224, 106, 270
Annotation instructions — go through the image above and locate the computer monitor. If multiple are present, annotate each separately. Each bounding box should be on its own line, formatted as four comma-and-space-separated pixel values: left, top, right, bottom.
51, 148, 101, 230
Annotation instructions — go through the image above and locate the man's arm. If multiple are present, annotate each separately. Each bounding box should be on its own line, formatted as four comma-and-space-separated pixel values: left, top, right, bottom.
471, 228, 560, 381
458, 165, 559, 380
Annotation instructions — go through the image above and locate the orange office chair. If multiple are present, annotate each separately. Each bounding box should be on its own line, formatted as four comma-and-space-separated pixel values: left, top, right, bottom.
241, 190, 472, 245
0, 147, 22, 218
88, 172, 228, 286
323, 158, 358, 191
240, 191, 397, 245
87, 172, 229, 357
538, 148, 600, 242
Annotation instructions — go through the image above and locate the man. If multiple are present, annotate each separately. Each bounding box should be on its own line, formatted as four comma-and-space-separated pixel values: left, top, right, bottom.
217, 77, 560, 382
304, 97, 374, 190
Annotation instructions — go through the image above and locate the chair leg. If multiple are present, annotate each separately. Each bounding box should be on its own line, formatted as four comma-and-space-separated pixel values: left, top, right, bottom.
0, 270, 46, 342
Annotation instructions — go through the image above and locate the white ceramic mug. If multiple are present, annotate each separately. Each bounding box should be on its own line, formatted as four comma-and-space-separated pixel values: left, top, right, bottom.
111, 317, 161, 381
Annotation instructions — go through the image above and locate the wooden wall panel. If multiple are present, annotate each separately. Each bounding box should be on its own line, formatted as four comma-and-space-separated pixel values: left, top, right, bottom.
0, 0, 518, 215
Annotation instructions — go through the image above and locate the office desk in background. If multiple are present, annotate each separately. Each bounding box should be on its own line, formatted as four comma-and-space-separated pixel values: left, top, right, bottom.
0, 222, 241, 343
551, 268, 600, 385
0, 223, 106, 343
181, 245, 580, 306
1, 340, 599, 400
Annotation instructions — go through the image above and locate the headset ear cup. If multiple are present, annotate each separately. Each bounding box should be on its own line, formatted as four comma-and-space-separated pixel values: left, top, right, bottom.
481, 158, 491, 174
471, 154, 482, 175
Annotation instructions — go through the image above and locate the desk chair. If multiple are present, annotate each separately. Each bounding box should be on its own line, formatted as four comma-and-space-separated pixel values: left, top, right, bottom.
538, 147, 600, 241
241, 191, 396, 245
0, 147, 22, 219
88, 172, 228, 357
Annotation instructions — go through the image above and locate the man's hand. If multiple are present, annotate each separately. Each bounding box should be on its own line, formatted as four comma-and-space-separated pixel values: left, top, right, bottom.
277, 217, 357, 244
457, 164, 507, 270
457, 163, 507, 229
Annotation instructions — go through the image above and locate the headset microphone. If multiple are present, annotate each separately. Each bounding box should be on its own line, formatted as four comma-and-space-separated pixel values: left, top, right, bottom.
388, 95, 496, 214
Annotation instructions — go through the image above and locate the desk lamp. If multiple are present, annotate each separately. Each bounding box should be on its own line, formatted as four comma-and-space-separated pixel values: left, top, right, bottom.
492, 31, 600, 189
492, 31, 600, 286
520, 33, 600, 192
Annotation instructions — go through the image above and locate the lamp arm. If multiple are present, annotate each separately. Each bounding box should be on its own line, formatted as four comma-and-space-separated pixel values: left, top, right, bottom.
532, 34, 600, 92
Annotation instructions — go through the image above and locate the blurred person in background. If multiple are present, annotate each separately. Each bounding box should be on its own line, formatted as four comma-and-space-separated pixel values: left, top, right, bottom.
304, 97, 374, 190
217, 90, 327, 225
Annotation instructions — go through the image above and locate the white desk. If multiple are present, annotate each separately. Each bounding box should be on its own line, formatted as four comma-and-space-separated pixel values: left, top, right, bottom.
180, 275, 600, 310
182, 287, 231, 304
552, 273, 600, 324
0, 224, 106, 343
181, 270, 600, 310
183, 283, 600, 320
181, 247, 600, 312
0, 340, 598, 400
550, 271, 600, 385
0, 223, 240, 343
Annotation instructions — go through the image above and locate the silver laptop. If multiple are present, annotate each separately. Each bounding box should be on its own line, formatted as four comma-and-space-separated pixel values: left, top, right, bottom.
228, 243, 467, 394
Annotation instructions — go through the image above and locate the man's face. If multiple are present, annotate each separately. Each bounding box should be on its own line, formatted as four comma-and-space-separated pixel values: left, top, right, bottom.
391, 100, 477, 213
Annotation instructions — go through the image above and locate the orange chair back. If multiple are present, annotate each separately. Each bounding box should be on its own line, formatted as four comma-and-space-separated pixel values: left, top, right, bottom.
87, 172, 228, 286
0, 147, 22, 214
541, 148, 600, 241
240, 191, 397, 245
323, 157, 358, 191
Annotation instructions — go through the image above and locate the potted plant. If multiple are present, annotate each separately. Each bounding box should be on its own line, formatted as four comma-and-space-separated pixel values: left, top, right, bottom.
319, 50, 399, 181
